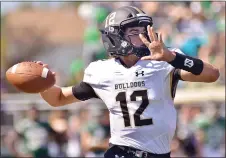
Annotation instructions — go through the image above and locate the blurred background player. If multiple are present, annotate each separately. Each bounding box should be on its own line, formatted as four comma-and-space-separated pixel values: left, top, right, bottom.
4, 105, 53, 158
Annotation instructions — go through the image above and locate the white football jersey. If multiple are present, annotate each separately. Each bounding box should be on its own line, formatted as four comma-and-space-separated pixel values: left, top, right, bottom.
83, 48, 183, 154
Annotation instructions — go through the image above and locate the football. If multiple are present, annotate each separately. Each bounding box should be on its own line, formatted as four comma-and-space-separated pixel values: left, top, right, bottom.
6, 62, 56, 93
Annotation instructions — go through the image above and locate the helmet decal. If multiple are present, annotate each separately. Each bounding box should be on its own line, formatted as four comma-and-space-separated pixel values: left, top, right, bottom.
105, 12, 116, 28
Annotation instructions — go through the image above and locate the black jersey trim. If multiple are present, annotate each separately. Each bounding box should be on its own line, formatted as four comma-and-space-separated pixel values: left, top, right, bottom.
171, 69, 183, 99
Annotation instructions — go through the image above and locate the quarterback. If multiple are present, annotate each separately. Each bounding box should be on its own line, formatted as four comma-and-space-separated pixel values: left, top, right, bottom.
39, 6, 219, 158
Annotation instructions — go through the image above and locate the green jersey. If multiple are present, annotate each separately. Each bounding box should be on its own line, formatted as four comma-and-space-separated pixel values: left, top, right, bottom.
15, 118, 52, 158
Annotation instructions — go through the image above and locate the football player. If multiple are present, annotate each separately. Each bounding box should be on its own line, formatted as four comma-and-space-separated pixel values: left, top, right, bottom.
39, 6, 219, 158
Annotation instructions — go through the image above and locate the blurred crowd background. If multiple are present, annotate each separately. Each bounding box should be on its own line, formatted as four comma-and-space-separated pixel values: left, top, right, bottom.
1, 1, 225, 157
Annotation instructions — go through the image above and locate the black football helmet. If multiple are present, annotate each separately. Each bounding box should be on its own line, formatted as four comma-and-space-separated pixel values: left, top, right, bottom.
99, 6, 153, 57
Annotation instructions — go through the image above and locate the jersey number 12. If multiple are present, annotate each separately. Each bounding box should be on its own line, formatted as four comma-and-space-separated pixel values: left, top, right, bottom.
116, 90, 153, 127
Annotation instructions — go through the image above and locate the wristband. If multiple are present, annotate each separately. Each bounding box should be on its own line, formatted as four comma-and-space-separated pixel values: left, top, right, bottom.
168, 52, 204, 75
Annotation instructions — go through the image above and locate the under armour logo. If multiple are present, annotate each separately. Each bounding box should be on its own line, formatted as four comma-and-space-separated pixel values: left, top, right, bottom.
184, 58, 194, 68
135, 71, 144, 77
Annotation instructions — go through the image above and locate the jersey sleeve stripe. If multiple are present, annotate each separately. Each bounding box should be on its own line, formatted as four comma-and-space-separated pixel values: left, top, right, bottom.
170, 70, 173, 99
171, 69, 181, 99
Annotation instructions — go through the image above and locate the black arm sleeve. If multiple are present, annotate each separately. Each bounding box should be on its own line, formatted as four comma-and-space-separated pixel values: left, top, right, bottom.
72, 82, 100, 101
171, 69, 183, 98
